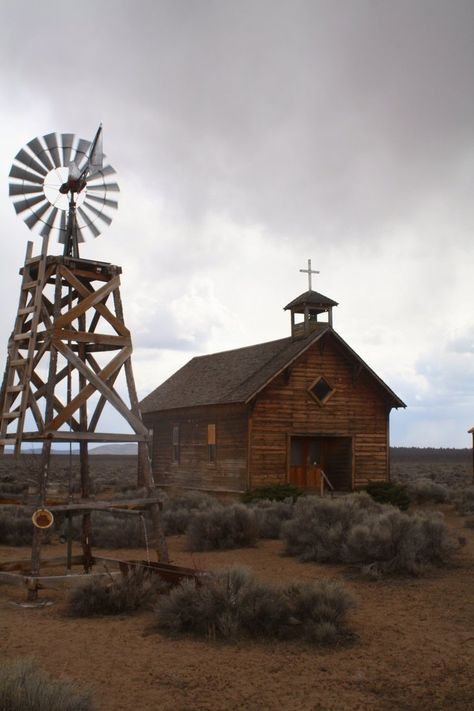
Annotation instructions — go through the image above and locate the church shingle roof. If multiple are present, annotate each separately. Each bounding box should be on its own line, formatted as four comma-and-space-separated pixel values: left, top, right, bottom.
140, 324, 405, 413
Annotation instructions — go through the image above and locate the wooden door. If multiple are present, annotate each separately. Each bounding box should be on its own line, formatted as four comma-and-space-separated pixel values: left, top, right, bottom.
289, 437, 322, 490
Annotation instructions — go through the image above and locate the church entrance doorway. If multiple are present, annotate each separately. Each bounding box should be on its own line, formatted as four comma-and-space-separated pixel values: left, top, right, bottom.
289, 435, 352, 491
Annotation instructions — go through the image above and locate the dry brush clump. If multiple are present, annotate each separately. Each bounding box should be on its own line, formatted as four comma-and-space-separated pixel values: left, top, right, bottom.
282, 493, 455, 575
454, 486, 474, 516
162, 491, 222, 535
249, 498, 295, 539
405, 478, 450, 504
155, 566, 356, 644
186, 504, 259, 551
0, 658, 95, 711
67, 569, 166, 617
0, 507, 52, 547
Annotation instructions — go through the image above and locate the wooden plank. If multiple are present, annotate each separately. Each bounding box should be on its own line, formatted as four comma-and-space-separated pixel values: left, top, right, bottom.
58, 265, 129, 336
53, 329, 131, 347
46, 343, 147, 434
20, 431, 147, 443
54, 275, 121, 329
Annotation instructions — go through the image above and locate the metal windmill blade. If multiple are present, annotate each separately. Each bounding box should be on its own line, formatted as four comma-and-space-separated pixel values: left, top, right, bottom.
8, 130, 120, 246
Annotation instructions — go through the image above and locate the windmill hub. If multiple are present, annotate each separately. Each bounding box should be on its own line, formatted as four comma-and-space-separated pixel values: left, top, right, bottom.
8, 125, 119, 257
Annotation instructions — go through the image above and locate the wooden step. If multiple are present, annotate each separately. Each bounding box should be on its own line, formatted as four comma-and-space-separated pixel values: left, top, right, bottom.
22, 280, 38, 290
10, 359, 28, 366
18, 306, 35, 315
0, 439, 16, 446
13, 333, 32, 341
2, 411, 20, 419
6, 385, 23, 392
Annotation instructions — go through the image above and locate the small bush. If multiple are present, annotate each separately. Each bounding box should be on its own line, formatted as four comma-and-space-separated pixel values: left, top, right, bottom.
162, 491, 221, 535
0, 658, 95, 711
0, 508, 52, 546
282, 494, 454, 575
187, 505, 259, 551
67, 569, 165, 616
406, 478, 450, 504
250, 498, 295, 539
242, 483, 303, 503
155, 566, 356, 644
366, 481, 410, 510
455, 487, 474, 516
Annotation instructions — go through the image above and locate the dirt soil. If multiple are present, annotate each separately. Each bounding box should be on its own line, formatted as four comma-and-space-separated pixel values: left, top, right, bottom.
1, 505, 473, 711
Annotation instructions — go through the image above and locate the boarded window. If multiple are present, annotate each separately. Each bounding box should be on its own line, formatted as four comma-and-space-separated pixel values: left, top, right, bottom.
309, 376, 335, 405
208, 424, 216, 463
172, 425, 180, 463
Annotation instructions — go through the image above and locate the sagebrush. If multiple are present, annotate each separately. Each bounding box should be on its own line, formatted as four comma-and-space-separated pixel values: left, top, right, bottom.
155, 566, 356, 644
282, 493, 454, 575
67, 569, 166, 616
406, 478, 450, 504
186, 504, 259, 551
249, 498, 295, 538
162, 491, 221, 535
0, 658, 95, 711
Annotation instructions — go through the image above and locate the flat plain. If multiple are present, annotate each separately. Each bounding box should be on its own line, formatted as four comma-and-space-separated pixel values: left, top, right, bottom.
0, 449, 473, 711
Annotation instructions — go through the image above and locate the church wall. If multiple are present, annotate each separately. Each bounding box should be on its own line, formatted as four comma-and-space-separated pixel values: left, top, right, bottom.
248, 335, 390, 489
143, 403, 248, 495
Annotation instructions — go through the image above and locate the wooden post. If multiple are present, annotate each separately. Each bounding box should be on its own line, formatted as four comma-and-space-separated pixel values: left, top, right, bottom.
113, 286, 169, 563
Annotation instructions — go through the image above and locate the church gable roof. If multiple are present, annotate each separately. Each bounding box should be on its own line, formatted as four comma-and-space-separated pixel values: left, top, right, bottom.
140, 324, 405, 413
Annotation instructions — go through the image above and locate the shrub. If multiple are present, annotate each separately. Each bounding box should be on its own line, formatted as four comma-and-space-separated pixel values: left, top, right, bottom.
242, 483, 303, 503
249, 498, 295, 539
455, 487, 474, 516
154, 566, 356, 644
0, 658, 95, 711
406, 478, 450, 504
365, 480, 410, 510
187, 505, 259, 551
162, 491, 221, 535
0, 508, 52, 546
67, 569, 166, 616
282, 494, 454, 575
64, 512, 150, 549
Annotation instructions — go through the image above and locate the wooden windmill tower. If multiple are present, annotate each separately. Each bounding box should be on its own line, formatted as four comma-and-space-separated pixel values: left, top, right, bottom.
0, 126, 168, 599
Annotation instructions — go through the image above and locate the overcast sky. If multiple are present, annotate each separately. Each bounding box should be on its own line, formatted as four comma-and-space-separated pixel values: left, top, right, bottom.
0, 0, 473, 447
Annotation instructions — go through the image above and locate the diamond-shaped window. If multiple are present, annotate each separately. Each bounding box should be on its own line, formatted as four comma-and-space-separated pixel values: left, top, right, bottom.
309, 376, 335, 405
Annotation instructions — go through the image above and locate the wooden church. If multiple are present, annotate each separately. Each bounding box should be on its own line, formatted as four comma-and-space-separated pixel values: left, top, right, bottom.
140, 265, 405, 496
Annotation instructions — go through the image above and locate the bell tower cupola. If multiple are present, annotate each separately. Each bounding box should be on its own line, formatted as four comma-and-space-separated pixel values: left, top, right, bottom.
284, 259, 338, 339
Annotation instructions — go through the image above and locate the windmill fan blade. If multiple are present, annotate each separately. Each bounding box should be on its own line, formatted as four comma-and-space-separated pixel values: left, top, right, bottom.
14, 149, 47, 177
43, 133, 62, 168
87, 182, 120, 193
9, 164, 44, 185
88, 164, 116, 179
78, 207, 101, 238
86, 193, 118, 210
72, 138, 91, 170
9, 183, 43, 196
13, 193, 46, 215
81, 201, 112, 225
58, 211, 67, 244
27, 137, 54, 171
40, 207, 59, 237
61, 133, 75, 167
24, 200, 50, 229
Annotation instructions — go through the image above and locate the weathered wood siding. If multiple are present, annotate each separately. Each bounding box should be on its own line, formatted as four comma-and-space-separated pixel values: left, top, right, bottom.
143, 404, 248, 494
249, 335, 391, 489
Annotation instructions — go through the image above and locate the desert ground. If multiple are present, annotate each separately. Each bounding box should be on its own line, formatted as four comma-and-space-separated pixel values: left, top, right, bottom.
0, 449, 473, 711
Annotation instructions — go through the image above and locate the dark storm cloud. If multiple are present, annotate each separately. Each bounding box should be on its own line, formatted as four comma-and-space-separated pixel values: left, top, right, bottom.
1, 1, 473, 244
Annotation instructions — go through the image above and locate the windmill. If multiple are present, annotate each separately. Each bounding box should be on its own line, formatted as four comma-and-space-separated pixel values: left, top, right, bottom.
0, 126, 168, 600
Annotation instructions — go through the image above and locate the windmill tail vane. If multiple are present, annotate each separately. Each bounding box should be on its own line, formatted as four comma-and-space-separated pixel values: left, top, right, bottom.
8, 123, 119, 257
